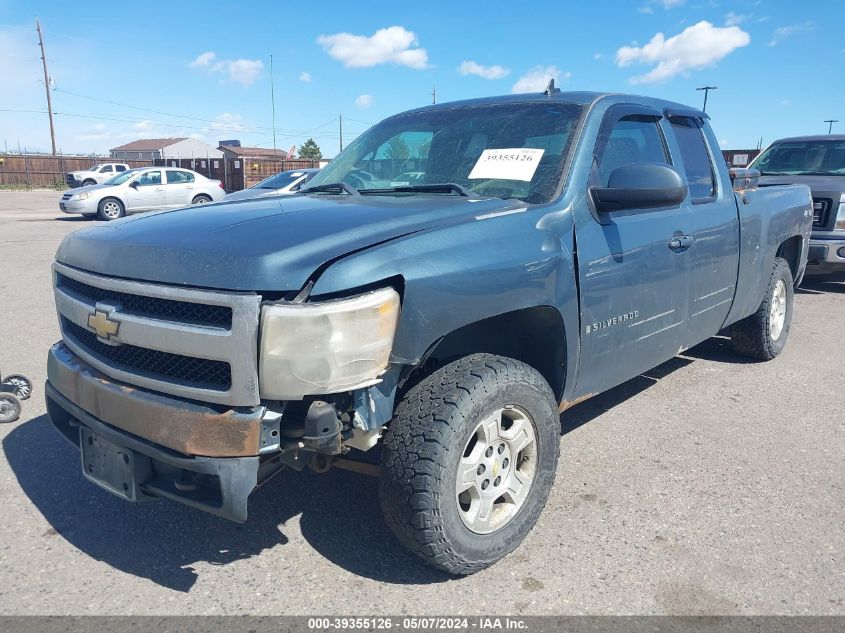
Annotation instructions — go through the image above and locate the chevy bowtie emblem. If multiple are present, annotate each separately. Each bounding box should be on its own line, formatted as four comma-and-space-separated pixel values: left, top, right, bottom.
88, 309, 120, 340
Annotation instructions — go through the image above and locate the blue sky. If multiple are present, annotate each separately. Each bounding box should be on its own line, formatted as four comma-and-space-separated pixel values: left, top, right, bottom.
1, 0, 842, 157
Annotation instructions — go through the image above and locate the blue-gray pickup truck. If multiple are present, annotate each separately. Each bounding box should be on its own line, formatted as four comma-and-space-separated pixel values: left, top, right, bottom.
46, 89, 813, 575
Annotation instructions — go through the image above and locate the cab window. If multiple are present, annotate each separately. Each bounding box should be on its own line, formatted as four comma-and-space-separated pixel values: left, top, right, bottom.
136, 171, 162, 186
115, 165, 127, 172
670, 116, 716, 200
101, 165, 113, 173
596, 115, 669, 186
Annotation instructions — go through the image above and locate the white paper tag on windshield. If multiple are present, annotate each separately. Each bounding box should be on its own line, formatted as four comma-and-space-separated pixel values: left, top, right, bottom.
468, 148, 545, 182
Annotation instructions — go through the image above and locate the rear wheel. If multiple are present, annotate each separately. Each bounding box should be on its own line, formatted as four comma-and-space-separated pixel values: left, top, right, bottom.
379, 353, 560, 575
731, 257, 794, 360
97, 197, 124, 221
191, 194, 212, 205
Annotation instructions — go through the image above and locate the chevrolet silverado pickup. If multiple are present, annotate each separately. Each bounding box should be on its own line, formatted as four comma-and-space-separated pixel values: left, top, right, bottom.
751, 135, 845, 280
46, 89, 813, 575
65, 163, 130, 188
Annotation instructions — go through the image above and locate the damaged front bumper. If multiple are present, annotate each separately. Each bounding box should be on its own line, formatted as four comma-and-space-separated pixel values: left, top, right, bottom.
46, 343, 285, 521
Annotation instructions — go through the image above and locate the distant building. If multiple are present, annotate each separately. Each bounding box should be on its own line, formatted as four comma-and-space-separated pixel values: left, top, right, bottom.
217, 143, 289, 160
110, 138, 223, 160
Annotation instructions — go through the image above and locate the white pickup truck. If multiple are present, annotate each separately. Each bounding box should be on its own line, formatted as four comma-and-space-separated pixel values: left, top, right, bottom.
65, 163, 130, 188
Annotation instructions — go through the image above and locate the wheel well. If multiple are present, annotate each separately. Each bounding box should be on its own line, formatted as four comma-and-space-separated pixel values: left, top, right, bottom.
192, 193, 211, 201
776, 235, 803, 282
406, 306, 567, 401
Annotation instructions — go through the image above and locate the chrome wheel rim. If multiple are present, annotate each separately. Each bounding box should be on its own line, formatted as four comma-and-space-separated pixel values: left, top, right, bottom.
456, 406, 537, 535
769, 279, 787, 341
0, 396, 18, 423
102, 201, 121, 218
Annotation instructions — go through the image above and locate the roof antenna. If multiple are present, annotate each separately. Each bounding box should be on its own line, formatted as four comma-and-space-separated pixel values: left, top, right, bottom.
544, 78, 560, 96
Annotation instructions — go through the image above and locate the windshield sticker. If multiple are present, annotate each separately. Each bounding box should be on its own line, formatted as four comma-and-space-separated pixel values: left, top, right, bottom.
468, 148, 545, 182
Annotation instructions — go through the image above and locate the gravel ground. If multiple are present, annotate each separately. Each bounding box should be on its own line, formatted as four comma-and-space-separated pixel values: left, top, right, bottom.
0, 191, 842, 615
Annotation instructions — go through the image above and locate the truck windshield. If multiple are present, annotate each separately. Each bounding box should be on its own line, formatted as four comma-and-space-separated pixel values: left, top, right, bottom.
308, 102, 585, 203
752, 140, 845, 176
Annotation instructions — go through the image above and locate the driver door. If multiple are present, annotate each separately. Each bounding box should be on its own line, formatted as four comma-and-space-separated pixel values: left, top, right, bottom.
573, 105, 693, 397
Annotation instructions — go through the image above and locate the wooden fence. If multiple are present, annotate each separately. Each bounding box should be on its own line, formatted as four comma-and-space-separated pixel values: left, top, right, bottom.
0, 154, 152, 188
0, 153, 323, 191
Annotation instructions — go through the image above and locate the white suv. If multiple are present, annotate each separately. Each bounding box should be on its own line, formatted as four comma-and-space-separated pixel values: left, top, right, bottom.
65, 163, 130, 188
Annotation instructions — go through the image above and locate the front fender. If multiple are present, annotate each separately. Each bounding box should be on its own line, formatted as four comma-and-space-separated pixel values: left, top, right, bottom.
309, 206, 580, 398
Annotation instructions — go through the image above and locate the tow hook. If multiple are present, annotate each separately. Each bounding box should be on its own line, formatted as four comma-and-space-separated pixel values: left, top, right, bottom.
302, 400, 343, 455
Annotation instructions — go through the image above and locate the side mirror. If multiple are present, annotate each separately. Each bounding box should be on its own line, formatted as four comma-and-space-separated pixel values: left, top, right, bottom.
129, 180, 139, 189
591, 163, 688, 213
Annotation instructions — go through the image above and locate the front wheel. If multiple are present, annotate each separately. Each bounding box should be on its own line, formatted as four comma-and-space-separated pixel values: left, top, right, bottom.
731, 257, 794, 360
97, 197, 125, 221
191, 194, 212, 205
379, 354, 560, 575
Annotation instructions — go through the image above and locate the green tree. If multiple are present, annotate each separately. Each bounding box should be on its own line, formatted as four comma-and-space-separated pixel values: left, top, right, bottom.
298, 138, 322, 160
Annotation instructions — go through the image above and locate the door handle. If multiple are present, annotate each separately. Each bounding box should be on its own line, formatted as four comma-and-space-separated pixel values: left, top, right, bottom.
668, 235, 694, 251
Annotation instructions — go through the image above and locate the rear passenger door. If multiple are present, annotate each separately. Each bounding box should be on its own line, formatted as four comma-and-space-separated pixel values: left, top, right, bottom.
667, 114, 739, 348
164, 170, 195, 207
574, 105, 692, 397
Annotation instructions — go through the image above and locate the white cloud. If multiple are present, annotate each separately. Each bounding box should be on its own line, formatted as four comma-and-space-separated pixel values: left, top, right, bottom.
724, 11, 751, 27
210, 112, 245, 133
457, 60, 510, 79
616, 21, 750, 84
768, 22, 814, 47
355, 94, 373, 108
317, 26, 428, 69
593, 52, 603, 60
511, 66, 570, 93
660, 0, 684, 7
637, 6, 654, 14
189, 51, 216, 68
189, 51, 263, 86
299, 71, 311, 82
638, 0, 683, 12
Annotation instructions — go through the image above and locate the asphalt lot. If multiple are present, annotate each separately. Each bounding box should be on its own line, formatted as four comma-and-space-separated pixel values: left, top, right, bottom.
0, 190, 842, 616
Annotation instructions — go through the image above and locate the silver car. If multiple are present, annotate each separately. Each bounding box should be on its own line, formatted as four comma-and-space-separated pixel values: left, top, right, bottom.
224, 168, 319, 202
59, 167, 226, 220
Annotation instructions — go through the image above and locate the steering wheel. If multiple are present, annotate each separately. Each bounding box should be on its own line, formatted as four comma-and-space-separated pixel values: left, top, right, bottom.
346, 169, 375, 190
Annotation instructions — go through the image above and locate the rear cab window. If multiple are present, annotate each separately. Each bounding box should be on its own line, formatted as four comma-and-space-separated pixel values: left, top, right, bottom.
669, 116, 716, 202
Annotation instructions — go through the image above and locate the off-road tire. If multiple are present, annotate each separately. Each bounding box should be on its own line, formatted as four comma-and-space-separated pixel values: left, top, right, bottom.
731, 257, 794, 360
379, 353, 560, 575
97, 197, 125, 221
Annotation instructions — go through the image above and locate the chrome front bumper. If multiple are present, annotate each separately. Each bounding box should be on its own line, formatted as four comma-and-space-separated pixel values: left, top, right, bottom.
806, 237, 845, 273
47, 342, 268, 457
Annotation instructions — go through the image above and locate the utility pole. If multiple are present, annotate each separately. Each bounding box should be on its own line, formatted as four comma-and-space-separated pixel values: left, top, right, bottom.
432, 85, 436, 104
696, 85, 718, 113
36, 20, 57, 155
824, 119, 838, 134
269, 54, 277, 153
339, 114, 343, 153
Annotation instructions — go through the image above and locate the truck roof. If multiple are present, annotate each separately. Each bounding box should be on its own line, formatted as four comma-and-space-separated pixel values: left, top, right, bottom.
397, 90, 708, 119
768, 134, 845, 143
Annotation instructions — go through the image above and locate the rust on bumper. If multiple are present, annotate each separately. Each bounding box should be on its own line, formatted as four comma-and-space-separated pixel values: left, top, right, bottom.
47, 342, 264, 457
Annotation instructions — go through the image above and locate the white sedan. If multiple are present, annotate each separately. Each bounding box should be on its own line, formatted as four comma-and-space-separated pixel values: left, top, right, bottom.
59, 167, 226, 220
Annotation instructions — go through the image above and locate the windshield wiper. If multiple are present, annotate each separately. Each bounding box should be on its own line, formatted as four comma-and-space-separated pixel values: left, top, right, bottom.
359, 183, 475, 197
795, 171, 842, 176
300, 182, 360, 196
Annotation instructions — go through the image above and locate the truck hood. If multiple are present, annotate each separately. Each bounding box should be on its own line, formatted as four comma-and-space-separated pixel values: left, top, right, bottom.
56, 194, 524, 291
758, 174, 845, 198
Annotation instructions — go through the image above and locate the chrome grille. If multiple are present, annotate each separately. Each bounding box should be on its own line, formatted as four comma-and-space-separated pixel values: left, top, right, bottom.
62, 317, 232, 390
56, 272, 232, 328
812, 198, 831, 229
52, 262, 261, 406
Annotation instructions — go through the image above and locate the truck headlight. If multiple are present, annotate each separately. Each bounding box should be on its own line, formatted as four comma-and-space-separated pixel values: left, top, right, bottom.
836, 201, 845, 231
259, 287, 400, 399
71, 192, 90, 201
